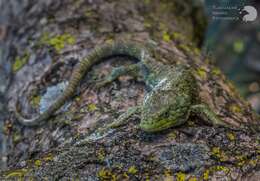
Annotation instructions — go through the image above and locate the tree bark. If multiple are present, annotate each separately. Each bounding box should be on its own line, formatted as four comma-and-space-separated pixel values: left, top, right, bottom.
1, 0, 260, 180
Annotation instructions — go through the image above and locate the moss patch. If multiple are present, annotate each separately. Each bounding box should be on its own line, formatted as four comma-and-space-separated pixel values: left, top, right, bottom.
40, 32, 76, 53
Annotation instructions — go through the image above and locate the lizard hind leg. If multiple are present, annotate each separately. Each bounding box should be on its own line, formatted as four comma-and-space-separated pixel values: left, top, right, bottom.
95, 63, 142, 88
191, 104, 230, 128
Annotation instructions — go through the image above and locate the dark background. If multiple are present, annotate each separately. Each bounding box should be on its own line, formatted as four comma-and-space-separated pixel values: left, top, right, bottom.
204, 0, 260, 113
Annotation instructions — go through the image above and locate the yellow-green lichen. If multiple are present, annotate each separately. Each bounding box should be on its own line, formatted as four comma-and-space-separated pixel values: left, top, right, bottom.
233, 40, 244, 53
34, 160, 42, 167
85, 10, 93, 17
226, 132, 236, 141
78, 103, 98, 114
212, 147, 221, 157
162, 31, 171, 42
249, 159, 258, 167
212, 67, 222, 76
176, 172, 186, 181
202, 166, 229, 180
164, 169, 172, 178
87, 103, 98, 112
12, 52, 30, 72
188, 177, 198, 181
196, 68, 207, 80
212, 166, 229, 173
144, 172, 150, 181
211, 147, 228, 161
236, 155, 246, 167
122, 172, 129, 179
40, 32, 76, 53
229, 104, 242, 114
97, 168, 117, 181
203, 169, 210, 180
105, 38, 115, 44
128, 166, 138, 175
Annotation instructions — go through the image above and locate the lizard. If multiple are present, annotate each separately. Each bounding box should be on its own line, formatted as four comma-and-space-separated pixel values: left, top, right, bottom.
14, 41, 229, 132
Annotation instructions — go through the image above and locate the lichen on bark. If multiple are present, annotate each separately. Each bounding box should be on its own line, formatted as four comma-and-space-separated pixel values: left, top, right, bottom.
1, 0, 260, 180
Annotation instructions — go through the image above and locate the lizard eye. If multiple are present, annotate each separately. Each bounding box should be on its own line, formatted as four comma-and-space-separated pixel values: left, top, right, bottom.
161, 111, 169, 118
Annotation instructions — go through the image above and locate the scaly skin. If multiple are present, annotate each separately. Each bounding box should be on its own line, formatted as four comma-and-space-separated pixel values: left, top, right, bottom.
15, 41, 228, 131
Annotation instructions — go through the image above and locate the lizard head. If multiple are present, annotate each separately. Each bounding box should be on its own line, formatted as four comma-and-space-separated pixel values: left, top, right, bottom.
139, 66, 193, 132
139, 84, 190, 133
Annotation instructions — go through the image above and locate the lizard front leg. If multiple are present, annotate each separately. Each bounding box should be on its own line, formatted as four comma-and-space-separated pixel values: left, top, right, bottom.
98, 106, 141, 134
191, 104, 230, 127
107, 106, 141, 128
96, 63, 142, 88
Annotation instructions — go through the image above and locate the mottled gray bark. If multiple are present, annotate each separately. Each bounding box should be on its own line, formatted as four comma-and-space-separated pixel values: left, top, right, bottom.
1, 0, 260, 180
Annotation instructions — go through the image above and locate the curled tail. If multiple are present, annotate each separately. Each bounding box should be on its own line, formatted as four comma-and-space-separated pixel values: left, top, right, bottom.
15, 41, 149, 126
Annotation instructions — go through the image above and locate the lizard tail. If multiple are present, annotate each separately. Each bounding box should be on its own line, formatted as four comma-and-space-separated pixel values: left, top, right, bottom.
14, 41, 149, 126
